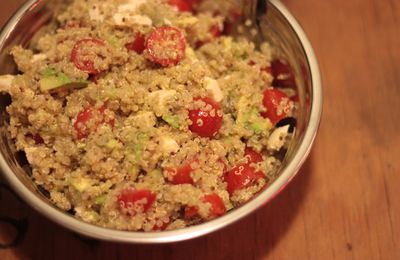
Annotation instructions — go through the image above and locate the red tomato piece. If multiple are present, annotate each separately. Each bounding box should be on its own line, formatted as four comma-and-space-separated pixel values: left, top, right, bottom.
117, 188, 156, 214
244, 148, 263, 163
70, 38, 107, 74
262, 88, 292, 125
145, 26, 187, 67
203, 193, 226, 218
152, 219, 170, 231
224, 163, 264, 195
188, 97, 223, 138
125, 34, 146, 54
168, 0, 192, 12
271, 59, 296, 88
184, 206, 199, 218
261, 66, 272, 75
164, 161, 195, 185
73, 106, 114, 139
248, 61, 272, 75
222, 9, 241, 35
31, 133, 44, 144
210, 24, 222, 38
195, 24, 222, 48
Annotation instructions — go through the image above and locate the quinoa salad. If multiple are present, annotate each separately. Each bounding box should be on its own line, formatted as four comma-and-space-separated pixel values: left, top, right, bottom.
0, 0, 298, 231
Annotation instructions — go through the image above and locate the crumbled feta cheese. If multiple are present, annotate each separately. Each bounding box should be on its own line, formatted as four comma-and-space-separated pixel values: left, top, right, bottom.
89, 4, 105, 22
113, 13, 152, 26
176, 17, 199, 26
267, 125, 290, 151
0, 75, 14, 93
118, 0, 147, 13
159, 136, 180, 155
30, 53, 47, 63
164, 18, 172, 25
147, 90, 177, 116
113, 0, 151, 26
204, 77, 223, 102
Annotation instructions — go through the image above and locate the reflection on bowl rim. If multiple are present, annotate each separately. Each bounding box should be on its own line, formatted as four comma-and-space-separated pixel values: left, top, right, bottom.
0, 0, 322, 243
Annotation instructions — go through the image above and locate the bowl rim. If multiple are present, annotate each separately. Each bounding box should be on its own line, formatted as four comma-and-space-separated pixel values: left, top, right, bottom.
0, 0, 322, 243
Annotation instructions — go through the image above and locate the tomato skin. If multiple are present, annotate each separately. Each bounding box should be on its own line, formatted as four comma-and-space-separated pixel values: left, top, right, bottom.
210, 24, 222, 38
29, 133, 44, 144
184, 193, 226, 219
125, 34, 146, 54
262, 88, 291, 125
271, 59, 296, 88
168, 0, 192, 12
117, 188, 156, 214
188, 97, 223, 138
195, 24, 222, 48
244, 148, 263, 163
224, 163, 264, 195
73, 106, 114, 139
184, 206, 198, 218
204, 193, 226, 218
145, 26, 187, 67
71, 38, 106, 74
165, 161, 195, 185
152, 219, 170, 231
168, 0, 201, 12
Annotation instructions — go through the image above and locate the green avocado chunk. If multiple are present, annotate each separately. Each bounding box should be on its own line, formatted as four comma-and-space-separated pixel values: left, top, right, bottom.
39, 68, 88, 91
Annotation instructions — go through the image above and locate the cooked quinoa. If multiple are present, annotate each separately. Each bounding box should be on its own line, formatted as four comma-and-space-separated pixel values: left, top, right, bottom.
0, 0, 297, 231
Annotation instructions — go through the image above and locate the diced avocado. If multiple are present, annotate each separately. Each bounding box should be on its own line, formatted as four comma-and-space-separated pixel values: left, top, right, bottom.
42, 68, 58, 77
223, 37, 233, 50
105, 34, 122, 47
86, 211, 100, 222
162, 114, 180, 129
237, 107, 272, 134
250, 120, 271, 134
126, 132, 150, 163
95, 195, 107, 205
69, 176, 92, 192
106, 139, 120, 150
104, 88, 118, 99
144, 169, 164, 184
39, 68, 88, 91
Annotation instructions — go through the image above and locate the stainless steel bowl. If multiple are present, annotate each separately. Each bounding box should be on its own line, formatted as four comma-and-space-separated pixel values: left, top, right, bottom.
0, 0, 322, 243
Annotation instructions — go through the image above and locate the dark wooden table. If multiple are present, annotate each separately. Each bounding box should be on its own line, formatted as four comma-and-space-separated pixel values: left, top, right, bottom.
1, 0, 399, 259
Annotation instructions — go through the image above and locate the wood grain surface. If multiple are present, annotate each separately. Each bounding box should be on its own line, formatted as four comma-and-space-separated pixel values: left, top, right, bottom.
1, 0, 399, 259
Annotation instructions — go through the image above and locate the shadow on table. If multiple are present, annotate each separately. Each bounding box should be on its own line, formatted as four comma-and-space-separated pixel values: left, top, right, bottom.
7, 153, 314, 260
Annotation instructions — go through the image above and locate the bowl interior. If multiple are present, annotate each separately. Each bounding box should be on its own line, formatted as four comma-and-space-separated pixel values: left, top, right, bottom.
0, 0, 319, 243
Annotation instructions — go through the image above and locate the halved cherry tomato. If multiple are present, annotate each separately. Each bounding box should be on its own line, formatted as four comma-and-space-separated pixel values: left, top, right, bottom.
210, 24, 222, 38
184, 206, 198, 218
30, 133, 44, 144
188, 97, 223, 138
164, 161, 195, 185
168, 0, 201, 12
152, 219, 170, 231
184, 193, 225, 219
195, 24, 222, 48
145, 26, 187, 67
204, 193, 226, 218
222, 9, 241, 35
271, 59, 296, 88
117, 188, 156, 214
168, 0, 191, 12
244, 148, 263, 163
73, 106, 114, 139
262, 88, 292, 125
224, 163, 264, 195
125, 34, 146, 54
71, 38, 107, 74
